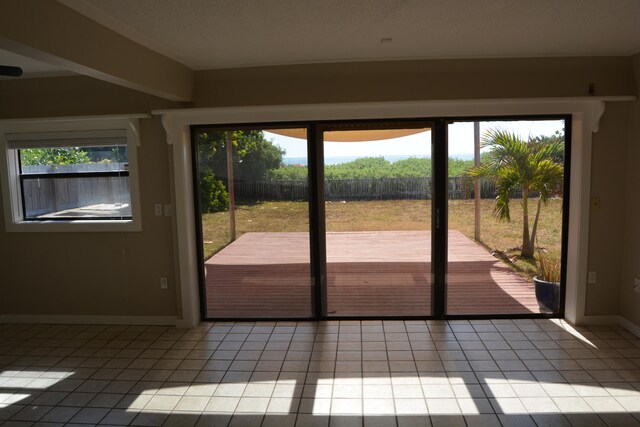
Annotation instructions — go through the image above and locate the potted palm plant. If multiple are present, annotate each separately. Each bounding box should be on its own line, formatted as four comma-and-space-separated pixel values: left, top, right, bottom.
534, 251, 561, 313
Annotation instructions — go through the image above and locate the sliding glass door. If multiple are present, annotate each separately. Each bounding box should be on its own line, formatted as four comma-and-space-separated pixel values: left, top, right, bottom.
192, 116, 568, 320
319, 124, 434, 316
193, 127, 313, 318
446, 119, 568, 316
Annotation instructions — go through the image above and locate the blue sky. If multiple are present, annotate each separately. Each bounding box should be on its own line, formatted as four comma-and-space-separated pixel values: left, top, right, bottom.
264, 120, 565, 159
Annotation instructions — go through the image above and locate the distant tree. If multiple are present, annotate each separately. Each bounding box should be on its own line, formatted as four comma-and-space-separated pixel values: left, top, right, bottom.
467, 128, 564, 258
197, 130, 284, 181
83, 146, 128, 163
196, 130, 285, 212
20, 147, 91, 166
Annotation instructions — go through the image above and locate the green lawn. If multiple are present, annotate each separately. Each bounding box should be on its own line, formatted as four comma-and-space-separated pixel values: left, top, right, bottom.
201, 198, 563, 278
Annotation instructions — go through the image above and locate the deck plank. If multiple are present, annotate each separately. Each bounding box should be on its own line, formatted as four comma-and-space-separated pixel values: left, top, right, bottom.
204, 230, 541, 317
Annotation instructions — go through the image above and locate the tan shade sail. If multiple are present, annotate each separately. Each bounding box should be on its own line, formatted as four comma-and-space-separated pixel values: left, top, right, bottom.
268, 128, 430, 142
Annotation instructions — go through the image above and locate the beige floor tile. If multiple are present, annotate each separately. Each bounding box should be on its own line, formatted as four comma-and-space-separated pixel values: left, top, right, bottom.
299, 397, 331, 414
422, 384, 454, 398
235, 396, 270, 413
457, 397, 494, 414
204, 396, 240, 413
333, 384, 362, 399
267, 397, 300, 413
426, 398, 461, 415
519, 397, 559, 413
582, 396, 627, 412
552, 397, 593, 413
362, 398, 395, 415
145, 394, 181, 411
394, 398, 428, 415
243, 383, 275, 397
331, 398, 363, 415
363, 384, 393, 399
174, 396, 210, 412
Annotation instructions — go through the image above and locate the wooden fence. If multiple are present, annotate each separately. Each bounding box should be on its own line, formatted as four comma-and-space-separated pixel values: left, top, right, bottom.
22, 163, 127, 174
233, 177, 522, 202
23, 177, 130, 216
22, 163, 130, 216
22, 172, 524, 217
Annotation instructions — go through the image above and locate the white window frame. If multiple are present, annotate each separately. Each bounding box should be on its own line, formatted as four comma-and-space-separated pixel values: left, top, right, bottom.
0, 115, 148, 232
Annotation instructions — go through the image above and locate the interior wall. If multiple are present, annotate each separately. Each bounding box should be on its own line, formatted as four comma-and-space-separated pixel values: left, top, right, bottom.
0, 75, 183, 118
0, 77, 181, 318
620, 53, 640, 325
194, 57, 634, 107
585, 102, 629, 315
0, 56, 637, 321
195, 56, 636, 320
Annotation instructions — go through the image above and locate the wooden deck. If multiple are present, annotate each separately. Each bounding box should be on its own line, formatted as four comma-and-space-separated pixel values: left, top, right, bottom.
204, 231, 541, 317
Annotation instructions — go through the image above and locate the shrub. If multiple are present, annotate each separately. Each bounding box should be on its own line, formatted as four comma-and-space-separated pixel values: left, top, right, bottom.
200, 175, 229, 213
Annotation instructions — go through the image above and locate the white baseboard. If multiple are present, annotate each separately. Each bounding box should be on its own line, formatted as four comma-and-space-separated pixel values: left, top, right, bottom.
579, 315, 640, 338
579, 315, 621, 325
618, 316, 640, 339
0, 314, 177, 326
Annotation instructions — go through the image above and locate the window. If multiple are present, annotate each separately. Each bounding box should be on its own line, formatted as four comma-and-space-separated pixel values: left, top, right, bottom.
0, 116, 144, 232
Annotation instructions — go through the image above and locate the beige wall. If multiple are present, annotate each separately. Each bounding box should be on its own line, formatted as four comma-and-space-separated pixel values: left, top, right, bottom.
196, 56, 637, 320
586, 102, 630, 315
0, 75, 182, 118
194, 57, 634, 106
620, 53, 640, 325
0, 56, 637, 322
0, 77, 181, 317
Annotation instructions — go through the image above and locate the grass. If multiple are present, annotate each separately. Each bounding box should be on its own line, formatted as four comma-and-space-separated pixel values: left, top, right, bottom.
201, 198, 563, 278
449, 198, 563, 277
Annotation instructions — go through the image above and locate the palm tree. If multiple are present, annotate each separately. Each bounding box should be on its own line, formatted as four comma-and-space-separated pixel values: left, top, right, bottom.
468, 128, 564, 259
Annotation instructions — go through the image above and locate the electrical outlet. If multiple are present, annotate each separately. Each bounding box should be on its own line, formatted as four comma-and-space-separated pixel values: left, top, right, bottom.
160, 277, 168, 289
154, 204, 162, 216
588, 271, 597, 284
164, 204, 172, 217
634, 278, 640, 294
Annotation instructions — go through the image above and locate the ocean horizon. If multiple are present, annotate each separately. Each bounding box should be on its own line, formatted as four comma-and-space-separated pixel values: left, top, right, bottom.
282, 153, 473, 166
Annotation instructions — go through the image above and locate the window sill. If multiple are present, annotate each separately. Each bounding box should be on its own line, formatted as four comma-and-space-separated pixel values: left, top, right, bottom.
5, 219, 141, 233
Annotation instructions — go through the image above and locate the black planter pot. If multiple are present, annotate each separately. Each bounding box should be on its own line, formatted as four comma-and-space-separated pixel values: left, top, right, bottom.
534, 276, 560, 313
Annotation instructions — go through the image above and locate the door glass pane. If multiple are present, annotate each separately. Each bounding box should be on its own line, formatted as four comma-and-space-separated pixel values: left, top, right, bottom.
195, 128, 312, 318
323, 126, 433, 316
446, 120, 566, 315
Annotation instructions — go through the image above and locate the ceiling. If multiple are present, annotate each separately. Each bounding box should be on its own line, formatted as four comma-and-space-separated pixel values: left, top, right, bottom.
3, 0, 639, 81
58, 0, 640, 71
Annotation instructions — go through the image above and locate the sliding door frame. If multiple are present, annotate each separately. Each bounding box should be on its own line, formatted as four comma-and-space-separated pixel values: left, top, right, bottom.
316, 119, 437, 318
190, 114, 571, 322
190, 122, 317, 320
433, 119, 449, 319
442, 115, 572, 319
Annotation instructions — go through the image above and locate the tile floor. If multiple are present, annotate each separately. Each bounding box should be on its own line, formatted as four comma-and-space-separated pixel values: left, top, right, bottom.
0, 319, 639, 426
